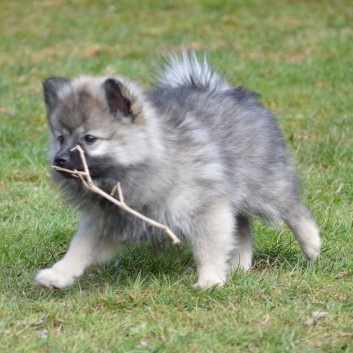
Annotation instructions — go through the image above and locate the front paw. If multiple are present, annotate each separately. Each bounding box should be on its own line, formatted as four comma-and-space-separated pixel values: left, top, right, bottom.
36, 267, 76, 289
193, 278, 225, 290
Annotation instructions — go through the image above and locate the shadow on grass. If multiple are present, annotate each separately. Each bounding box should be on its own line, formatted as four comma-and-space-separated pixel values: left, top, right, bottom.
86, 243, 314, 288
27, 242, 319, 301
93, 243, 194, 286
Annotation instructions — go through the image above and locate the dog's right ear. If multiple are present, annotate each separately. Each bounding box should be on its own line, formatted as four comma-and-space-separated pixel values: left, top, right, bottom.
43, 77, 69, 110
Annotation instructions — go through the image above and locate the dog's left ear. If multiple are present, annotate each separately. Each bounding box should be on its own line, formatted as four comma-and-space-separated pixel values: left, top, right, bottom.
103, 78, 131, 117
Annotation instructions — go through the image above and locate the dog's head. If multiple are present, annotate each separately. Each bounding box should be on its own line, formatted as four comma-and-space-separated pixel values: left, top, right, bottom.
43, 76, 160, 179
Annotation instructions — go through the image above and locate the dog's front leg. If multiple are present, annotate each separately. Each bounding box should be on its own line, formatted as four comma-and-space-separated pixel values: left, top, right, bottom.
36, 217, 118, 289
191, 198, 235, 290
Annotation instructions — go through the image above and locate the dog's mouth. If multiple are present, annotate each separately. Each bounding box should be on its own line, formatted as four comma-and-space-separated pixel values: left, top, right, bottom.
54, 167, 82, 178
53, 165, 102, 180
52, 150, 113, 180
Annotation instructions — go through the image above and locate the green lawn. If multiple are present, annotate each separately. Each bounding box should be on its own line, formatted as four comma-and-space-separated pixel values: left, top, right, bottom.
1, 1, 352, 352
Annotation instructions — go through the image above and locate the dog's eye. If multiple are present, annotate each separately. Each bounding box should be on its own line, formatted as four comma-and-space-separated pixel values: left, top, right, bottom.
84, 135, 97, 144
57, 135, 64, 144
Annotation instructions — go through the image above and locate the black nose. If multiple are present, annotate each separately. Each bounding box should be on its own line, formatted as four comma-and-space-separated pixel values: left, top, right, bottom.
54, 152, 69, 167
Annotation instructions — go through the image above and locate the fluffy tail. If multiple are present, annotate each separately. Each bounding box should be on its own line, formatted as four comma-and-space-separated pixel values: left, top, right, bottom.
154, 50, 230, 91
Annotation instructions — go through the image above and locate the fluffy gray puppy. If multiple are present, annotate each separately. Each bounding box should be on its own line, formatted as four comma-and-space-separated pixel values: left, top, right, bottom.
36, 51, 321, 289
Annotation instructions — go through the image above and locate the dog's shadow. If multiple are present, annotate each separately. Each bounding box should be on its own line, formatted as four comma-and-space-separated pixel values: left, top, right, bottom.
82, 243, 308, 289
87, 244, 195, 288
31, 242, 312, 299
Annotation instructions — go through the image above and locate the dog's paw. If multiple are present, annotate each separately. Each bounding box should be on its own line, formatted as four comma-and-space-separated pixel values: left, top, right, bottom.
193, 278, 225, 290
36, 268, 76, 289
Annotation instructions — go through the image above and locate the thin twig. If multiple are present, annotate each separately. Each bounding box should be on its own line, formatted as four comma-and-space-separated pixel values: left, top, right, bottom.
116, 182, 124, 204
52, 145, 181, 244
110, 183, 119, 197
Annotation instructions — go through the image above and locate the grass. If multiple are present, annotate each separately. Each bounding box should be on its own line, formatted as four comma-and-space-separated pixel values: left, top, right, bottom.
1, 0, 352, 352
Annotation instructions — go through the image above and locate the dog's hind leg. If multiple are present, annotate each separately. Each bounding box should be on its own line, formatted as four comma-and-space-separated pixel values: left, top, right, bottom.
283, 202, 321, 260
230, 215, 253, 271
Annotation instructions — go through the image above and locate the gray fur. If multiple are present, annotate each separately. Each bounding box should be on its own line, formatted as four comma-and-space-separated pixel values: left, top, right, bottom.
36, 52, 321, 289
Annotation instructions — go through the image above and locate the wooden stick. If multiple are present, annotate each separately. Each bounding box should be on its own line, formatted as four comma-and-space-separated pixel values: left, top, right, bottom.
52, 145, 181, 244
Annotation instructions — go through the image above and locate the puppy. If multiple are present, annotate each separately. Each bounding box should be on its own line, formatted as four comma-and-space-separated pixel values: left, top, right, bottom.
36, 51, 321, 289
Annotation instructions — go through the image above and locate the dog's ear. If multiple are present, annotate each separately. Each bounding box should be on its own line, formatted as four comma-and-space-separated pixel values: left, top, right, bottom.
103, 78, 131, 117
43, 77, 70, 110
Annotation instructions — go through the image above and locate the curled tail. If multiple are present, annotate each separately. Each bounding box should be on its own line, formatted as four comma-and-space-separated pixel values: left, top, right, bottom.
154, 50, 230, 91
